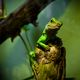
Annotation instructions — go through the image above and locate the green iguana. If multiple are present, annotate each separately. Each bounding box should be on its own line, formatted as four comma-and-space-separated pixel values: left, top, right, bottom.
36, 18, 62, 50
30, 18, 62, 61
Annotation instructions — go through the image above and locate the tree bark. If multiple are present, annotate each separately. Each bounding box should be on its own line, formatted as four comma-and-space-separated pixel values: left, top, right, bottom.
0, 0, 54, 44
32, 43, 66, 80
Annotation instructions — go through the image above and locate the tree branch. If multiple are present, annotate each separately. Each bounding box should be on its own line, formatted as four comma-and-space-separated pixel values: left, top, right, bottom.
0, 0, 54, 44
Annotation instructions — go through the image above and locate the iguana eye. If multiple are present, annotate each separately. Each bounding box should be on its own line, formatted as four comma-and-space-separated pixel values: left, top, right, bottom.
50, 19, 53, 23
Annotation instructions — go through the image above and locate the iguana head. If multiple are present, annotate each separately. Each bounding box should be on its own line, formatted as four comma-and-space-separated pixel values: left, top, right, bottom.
45, 18, 62, 36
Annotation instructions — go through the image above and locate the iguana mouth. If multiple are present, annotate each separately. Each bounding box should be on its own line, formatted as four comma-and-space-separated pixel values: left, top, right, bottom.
47, 23, 61, 30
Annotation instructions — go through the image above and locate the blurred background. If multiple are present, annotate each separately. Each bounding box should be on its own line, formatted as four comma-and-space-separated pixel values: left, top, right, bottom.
0, 0, 80, 80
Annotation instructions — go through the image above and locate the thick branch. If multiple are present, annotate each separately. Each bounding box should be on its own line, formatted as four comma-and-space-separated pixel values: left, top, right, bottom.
0, 0, 54, 44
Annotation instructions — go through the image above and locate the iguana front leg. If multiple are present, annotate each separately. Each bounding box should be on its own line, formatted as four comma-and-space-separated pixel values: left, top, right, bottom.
37, 34, 50, 50
37, 42, 49, 50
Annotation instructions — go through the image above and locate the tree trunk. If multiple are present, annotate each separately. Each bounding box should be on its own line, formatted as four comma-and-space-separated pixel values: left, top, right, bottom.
32, 44, 66, 80
0, 0, 54, 44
